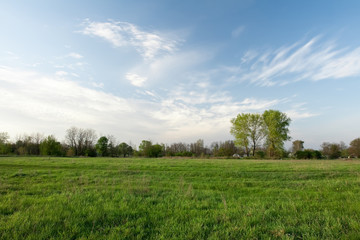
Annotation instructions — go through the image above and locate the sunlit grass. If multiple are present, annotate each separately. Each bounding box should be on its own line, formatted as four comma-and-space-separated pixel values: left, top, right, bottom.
1, 157, 360, 239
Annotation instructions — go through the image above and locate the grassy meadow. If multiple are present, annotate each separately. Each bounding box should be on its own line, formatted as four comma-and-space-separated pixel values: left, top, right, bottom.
1, 157, 360, 239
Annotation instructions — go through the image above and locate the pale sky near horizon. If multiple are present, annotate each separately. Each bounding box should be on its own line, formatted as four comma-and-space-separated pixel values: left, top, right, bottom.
1, 1, 360, 149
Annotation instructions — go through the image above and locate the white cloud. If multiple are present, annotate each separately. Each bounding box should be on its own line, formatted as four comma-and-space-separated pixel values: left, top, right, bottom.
67, 52, 83, 59
235, 36, 360, 86
285, 110, 318, 120
126, 72, 147, 87
80, 19, 179, 60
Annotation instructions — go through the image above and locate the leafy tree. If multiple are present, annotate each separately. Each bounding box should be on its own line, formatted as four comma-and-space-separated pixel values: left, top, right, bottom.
151, 144, 164, 158
118, 142, 133, 157
349, 138, 360, 158
0, 132, 11, 155
321, 142, 341, 159
262, 110, 291, 158
40, 135, 62, 156
139, 140, 153, 157
230, 113, 264, 156
96, 136, 109, 157
138, 140, 164, 158
212, 140, 238, 157
107, 135, 118, 157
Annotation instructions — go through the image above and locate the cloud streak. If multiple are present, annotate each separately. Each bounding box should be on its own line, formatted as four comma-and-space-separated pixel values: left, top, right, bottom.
80, 19, 179, 60
236, 36, 360, 86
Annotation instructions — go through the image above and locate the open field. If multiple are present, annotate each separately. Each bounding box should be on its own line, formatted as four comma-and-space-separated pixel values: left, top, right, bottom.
1, 157, 360, 239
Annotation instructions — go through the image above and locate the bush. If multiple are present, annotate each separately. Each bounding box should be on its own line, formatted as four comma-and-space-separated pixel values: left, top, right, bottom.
66, 149, 75, 157
295, 150, 323, 159
311, 150, 322, 159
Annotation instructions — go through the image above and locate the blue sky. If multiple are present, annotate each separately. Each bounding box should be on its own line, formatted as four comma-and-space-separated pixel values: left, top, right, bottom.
1, 0, 360, 149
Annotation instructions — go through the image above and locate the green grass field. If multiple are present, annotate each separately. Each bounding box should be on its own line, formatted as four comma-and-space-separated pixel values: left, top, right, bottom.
1, 157, 360, 239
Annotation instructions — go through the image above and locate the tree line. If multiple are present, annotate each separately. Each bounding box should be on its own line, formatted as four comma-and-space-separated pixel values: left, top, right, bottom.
0, 128, 239, 158
0, 109, 359, 159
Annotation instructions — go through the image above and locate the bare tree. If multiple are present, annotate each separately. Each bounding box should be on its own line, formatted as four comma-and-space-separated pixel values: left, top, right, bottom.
84, 129, 97, 150
190, 139, 205, 157
65, 127, 78, 155
65, 127, 98, 156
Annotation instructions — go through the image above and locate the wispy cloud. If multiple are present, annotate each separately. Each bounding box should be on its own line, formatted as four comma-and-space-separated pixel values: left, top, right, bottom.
80, 19, 179, 60
235, 36, 360, 86
285, 102, 319, 120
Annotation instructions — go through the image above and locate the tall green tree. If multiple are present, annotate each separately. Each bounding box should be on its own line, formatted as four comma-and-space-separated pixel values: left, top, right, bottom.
230, 113, 264, 156
96, 136, 109, 157
151, 144, 164, 158
262, 110, 291, 158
